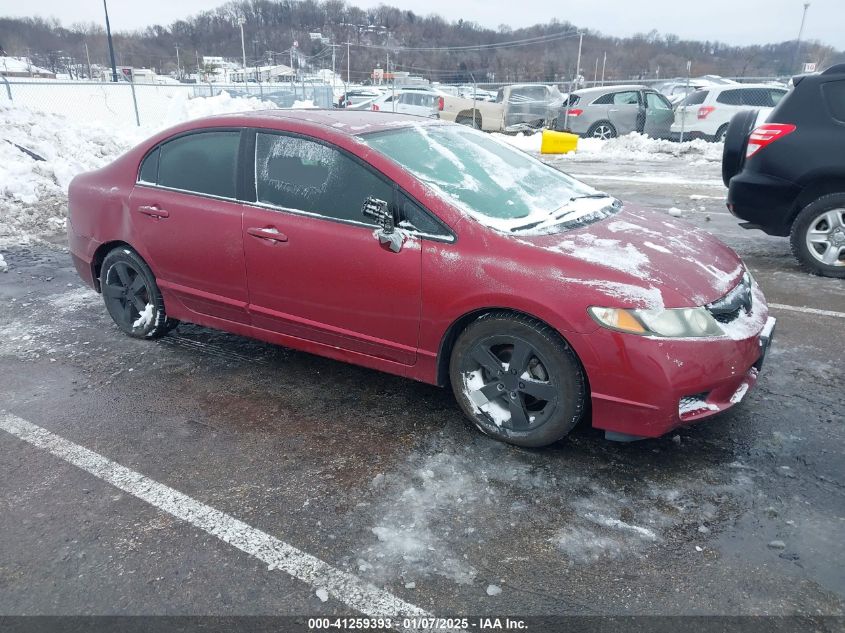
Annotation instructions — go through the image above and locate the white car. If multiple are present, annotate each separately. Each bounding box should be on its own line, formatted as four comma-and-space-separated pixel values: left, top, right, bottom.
370, 89, 441, 118
671, 83, 789, 141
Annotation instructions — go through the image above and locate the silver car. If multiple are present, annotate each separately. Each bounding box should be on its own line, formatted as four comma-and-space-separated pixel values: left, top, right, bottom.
553, 85, 675, 139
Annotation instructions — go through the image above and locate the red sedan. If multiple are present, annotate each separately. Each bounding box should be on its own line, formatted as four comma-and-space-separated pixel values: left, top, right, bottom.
67, 110, 775, 446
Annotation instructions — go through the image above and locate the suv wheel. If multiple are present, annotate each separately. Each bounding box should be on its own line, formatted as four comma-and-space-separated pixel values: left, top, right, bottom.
449, 312, 586, 447
790, 194, 845, 278
588, 121, 617, 140
713, 123, 729, 142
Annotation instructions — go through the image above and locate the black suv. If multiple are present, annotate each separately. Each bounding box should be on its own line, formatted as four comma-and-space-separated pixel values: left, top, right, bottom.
723, 64, 845, 278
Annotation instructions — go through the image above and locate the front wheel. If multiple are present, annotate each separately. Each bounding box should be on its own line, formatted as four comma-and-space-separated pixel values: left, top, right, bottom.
713, 123, 729, 142
449, 313, 586, 447
100, 247, 177, 338
790, 195, 845, 278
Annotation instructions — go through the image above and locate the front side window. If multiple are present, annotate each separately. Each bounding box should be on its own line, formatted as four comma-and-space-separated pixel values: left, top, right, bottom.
157, 131, 240, 199
740, 88, 773, 107
255, 132, 393, 224
360, 124, 606, 233
645, 92, 671, 110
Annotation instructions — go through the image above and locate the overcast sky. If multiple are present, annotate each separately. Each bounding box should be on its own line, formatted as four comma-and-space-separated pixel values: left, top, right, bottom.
1, 0, 842, 49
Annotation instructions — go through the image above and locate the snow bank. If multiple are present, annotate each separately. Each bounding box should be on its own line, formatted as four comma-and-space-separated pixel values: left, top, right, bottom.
494, 131, 723, 163
0, 93, 277, 245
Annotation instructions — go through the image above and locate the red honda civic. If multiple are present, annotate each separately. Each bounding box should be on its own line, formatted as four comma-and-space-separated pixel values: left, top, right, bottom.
68, 110, 775, 446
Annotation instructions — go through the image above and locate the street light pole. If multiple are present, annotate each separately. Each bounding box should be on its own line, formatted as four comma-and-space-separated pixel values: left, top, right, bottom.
793, 2, 811, 72
102, 0, 118, 82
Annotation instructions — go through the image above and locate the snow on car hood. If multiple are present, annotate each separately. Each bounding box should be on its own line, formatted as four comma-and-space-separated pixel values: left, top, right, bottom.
511, 204, 745, 309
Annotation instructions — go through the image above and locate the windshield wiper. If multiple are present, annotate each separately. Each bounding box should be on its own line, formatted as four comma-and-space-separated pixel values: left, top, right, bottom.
569, 192, 610, 201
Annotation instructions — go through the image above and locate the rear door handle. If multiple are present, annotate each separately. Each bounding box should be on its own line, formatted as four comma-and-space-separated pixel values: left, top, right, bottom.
247, 227, 288, 242
138, 205, 169, 219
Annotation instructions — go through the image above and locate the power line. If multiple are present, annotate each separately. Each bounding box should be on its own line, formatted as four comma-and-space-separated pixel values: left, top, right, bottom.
348, 29, 582, 52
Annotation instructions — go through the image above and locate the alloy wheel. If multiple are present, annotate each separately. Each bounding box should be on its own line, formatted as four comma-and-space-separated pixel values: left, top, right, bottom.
592, 124, 614, 140
461, 336, 559, 431
102, 261, 152, 329
805, 208, 845, 266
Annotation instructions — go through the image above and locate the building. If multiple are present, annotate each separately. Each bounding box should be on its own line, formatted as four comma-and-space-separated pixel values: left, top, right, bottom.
230, 64, 295, 83
0, 56, 56, 79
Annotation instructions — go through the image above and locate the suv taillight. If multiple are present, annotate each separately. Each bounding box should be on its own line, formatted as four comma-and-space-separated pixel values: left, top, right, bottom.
745, 123, 796, 158
567, 108, 583, 117
372, 103, 379, 111
438, 96, 444, 111
697, 106, 715, 119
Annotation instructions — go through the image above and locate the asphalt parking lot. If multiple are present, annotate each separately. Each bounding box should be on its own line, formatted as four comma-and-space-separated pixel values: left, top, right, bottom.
1, 152, 843, 629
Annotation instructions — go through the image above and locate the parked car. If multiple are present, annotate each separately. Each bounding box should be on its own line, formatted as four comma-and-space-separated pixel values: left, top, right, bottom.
438, 83, 563, 132
338, 88, 384, 108
656, 79, 717, 104
552, 85, 675, 139
370, 89, 440, 117
68, 110, 775, 447
671, 83, 789, 142
723, 64, 845, 278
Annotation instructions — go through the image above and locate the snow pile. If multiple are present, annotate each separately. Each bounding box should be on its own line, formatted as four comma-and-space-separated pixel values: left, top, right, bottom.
495, 131, 723, 162
0, 93, 277, 245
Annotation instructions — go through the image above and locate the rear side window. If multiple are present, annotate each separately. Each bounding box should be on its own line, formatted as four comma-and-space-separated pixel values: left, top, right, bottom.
255, 132, 393, 224
716, 89, 743, 105
740, 88, 774, 107
138, 147, 159, 184
681, 90, 708, 106
770, 89, 787, 105
157, 131, 240, 199
823, 81, 845, 122
591, 92, 614, 105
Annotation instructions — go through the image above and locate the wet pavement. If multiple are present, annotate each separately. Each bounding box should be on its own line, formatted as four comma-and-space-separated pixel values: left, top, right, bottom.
1, 155, 843, 624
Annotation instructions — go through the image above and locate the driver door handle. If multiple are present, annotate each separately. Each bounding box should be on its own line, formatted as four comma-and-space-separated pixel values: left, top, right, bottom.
138, 205, 169, 219
247, 227, 288, 242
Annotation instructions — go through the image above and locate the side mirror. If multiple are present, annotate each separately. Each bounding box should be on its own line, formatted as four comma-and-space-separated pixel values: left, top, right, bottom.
362, 197, 394, 233
362, 196, 404, 253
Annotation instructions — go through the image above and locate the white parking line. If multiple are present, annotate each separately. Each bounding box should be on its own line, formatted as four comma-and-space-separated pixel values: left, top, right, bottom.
0, 412, 430, 626
768, 303, 845, 319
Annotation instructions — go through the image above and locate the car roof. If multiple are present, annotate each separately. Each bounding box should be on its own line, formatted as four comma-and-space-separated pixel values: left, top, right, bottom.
573, 84, 648, 96
192, 108, 441, 136
706, 83, 785, 92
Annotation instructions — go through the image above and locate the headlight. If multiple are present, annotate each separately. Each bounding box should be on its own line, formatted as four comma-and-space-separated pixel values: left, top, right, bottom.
588, 306, 723, 338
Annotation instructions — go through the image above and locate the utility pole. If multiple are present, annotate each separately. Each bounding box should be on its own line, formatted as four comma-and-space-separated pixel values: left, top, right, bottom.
347, 41, 350, 85
195, 50, 200, 81
601, 51, 606, 86
175, 44, 181, 81
793, 2, 811, 72
84, 42, 92, 80
238, 17, 247, 89
102, 0, 118, 82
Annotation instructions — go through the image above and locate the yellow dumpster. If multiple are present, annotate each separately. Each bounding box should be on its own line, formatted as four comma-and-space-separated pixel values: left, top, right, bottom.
540, 129, 579, 154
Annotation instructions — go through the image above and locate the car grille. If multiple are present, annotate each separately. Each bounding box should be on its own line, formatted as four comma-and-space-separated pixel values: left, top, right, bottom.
706, 275, 752, 324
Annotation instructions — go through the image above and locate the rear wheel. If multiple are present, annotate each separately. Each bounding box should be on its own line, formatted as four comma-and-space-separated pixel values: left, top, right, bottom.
456, 112, 481, 129
449, 313, 586, 447
790, 195, 845, 278
100, 247, 177, 338
587, 121, 616, 140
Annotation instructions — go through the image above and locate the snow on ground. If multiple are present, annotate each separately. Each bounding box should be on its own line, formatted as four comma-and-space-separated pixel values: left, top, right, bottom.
495, 131, 723, 163
0, 93, 276, 246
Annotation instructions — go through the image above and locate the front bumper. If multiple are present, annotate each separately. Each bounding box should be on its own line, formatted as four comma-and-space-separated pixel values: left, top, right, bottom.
572, 310, 775, 440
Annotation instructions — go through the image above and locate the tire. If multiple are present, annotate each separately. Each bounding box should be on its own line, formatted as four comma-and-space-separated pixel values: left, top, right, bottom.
449, 312, 586, 448
587, 121, 617, 140
721, 109, 758, 186
99, 247, 177, 338
713, 123, 729, 143
789, 194, 845, 278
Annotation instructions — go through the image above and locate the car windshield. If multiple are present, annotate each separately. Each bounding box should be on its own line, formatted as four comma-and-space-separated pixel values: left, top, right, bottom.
359, 124, 616, 233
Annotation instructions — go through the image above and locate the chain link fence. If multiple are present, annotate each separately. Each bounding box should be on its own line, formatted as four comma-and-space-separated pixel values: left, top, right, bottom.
1, 75, 786, 142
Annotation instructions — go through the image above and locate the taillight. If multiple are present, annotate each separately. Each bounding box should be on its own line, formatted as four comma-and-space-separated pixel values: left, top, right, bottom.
745, 123, 796, 158
372, 103, 379, 111
567, 108, 583, 117
697, 106, 715, 119
438, 96, 444, 111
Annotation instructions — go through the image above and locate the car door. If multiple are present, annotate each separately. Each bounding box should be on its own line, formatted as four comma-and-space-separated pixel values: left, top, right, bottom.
643, 91, 675, 138
129, 129, 250, 324
241, 130, 422, 365
607, 90, 641, 134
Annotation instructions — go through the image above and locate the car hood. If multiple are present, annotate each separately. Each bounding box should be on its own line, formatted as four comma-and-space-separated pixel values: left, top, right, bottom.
508, 204, 745, 310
